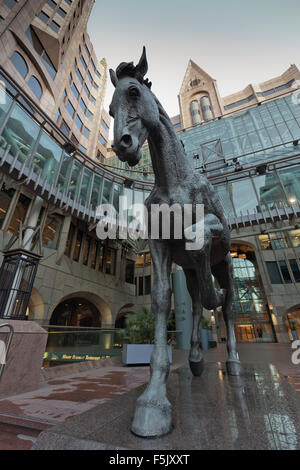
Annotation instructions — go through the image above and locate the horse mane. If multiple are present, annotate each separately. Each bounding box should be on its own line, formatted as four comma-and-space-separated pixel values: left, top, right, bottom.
115, 61, 152, 89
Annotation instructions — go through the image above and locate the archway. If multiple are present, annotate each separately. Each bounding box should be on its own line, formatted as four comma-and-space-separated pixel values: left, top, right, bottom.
115, 303, 136, 329
50, 291, 112, 327
285, 306, 300, 341
216, 242, 276, 343
27, 288, 44, 322
50, 297, 101, 327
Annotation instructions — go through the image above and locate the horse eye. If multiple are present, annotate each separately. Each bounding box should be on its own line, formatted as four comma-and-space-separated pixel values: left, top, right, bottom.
128, 86, 139, 98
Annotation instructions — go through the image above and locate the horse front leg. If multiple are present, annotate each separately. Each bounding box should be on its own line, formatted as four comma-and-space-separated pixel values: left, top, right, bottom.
131, 240, 172, 437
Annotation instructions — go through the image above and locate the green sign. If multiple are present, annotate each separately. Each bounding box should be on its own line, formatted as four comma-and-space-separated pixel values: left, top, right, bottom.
43, 352, 114, 362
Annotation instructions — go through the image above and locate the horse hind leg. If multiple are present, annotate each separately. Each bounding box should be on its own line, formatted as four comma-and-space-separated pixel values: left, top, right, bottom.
183, 268, 204, 376
212, 253, 243, 376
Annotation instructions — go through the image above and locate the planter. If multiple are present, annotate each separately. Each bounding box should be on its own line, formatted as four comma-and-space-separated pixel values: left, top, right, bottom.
122, 344, 172, 365
200, 328, 209, 351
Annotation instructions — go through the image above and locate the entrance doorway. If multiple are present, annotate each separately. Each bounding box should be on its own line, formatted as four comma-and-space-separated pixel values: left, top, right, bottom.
50, 297, 102, 327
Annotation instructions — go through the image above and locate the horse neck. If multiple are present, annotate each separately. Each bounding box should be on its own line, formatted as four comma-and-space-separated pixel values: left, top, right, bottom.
147, 101, 192, 190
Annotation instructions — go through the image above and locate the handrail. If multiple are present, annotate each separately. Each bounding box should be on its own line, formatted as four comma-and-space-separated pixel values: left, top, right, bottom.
0, 323, 14, 383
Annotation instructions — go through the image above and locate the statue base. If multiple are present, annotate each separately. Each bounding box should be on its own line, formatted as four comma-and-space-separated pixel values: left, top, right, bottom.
0, 320, 48, 399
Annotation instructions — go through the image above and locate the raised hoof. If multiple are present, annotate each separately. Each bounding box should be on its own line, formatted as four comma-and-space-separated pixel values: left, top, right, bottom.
131, 400, 172, 438
226, 360, 243, 376
189, 358, 205, 376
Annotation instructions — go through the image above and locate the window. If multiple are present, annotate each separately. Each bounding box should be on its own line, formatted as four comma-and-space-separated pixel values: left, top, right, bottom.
89, 94, 96, 104
8, 194, 31, 235
145, 275, 151, 294
55, 108, 61, 122
80, 144, 86, 153
86, 110, 93, 120
71, 83, 79, 100
125, 259, 135, 284
289, 259, 300, 283
4, 0, 18, 8
105, 247, 116, 275
58, 7, 66, 18
84, 44, 90, 57
65, 222, 75, 256
80, 98, 87, 113
66, 100, 75, 118
266, 261, 282, 284
101, 120, 109, 132
60, 119, 70, 136
65, 0, 72, 4
73, 229, 83, 261
27, 75, 43, 100
87, 70, 93, 83
83, 127, 90, 139
93, 82, 99, 91
50, 20, 60, 33
80, 55, 87, 69
84, 83, 90, 97
99, 134, 107, 146
278, 260, 292, 283
75, 114, 83, 131
82, 236, 91, 265
0, 186, 15, 229
96, 70, 101, 79
10, 51, 28, 79
290, 229, 300, 248
38, 11, 50, 24
42, 214, 63, 249
47, 0, 57, 8
76, 68, 83, 84
26, 27, 57, 79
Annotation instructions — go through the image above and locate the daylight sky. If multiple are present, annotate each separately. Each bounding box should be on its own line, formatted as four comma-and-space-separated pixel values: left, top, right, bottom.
87, 0, 300, 125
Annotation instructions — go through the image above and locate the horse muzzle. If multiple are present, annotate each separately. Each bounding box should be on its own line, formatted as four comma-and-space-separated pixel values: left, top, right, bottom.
112, 135, 141, 167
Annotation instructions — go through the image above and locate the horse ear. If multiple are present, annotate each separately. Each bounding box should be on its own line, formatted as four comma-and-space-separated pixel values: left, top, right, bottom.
136, 46, 148, 78
109, 69, 118, 87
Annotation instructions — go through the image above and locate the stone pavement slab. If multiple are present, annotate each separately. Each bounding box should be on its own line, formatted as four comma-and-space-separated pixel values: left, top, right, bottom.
33, 362, 300, 450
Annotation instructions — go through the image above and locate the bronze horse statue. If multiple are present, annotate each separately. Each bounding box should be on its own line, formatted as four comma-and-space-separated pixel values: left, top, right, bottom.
109, 48, 242, 437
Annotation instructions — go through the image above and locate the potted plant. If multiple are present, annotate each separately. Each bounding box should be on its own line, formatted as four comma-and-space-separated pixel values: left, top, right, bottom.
120, 308, 173, 364
199, 317, 211, 351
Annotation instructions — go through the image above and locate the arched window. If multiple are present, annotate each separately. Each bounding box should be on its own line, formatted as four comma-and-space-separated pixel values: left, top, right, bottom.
27, 75, 43, 100
10, 51, 28, 79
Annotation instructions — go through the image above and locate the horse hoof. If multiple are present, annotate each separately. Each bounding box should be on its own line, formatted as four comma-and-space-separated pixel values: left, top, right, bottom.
131, 399, 172, 438
226, 360, 243, 376
189, 358, 205, 376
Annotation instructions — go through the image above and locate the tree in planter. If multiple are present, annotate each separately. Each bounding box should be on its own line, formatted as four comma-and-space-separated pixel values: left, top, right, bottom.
120, 308, 174, 345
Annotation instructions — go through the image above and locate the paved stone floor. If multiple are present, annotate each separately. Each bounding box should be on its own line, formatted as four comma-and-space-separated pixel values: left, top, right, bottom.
0, 343, 299, 450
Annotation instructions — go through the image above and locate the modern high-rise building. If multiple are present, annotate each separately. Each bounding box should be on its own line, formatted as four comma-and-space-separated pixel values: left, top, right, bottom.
0, 0, 110, 161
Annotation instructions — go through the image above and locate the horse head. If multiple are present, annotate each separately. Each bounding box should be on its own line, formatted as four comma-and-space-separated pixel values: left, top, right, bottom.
109, 47, 159, 167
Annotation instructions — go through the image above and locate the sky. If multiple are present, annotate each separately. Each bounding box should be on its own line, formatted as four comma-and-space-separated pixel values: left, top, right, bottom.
87, 0, 300, 127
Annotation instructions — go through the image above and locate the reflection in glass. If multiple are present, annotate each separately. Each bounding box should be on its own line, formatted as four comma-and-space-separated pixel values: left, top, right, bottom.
79, 168, 92, 205
102, 179, 112, 205
34, 131, 62, 184
253, 173, 287, 211
7, 193, 31, 235
57, 153, 73, 192
90, 175, 103, 208
42, 214, 63, 249
231, 179, 258, 215
0, 186, 15, 229
69, 160, 82, 200
3, 104, 39, 164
